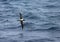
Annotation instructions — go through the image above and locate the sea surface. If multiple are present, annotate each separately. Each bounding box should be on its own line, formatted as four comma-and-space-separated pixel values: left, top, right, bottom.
0, 0, 60, 42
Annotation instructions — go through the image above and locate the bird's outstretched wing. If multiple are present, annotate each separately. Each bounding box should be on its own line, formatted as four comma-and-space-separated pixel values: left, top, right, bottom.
20, 13, 23, 19
20, 21, 24, 30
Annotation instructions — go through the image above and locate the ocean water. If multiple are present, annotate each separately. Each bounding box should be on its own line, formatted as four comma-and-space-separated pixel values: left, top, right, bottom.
0, 0, 60, 42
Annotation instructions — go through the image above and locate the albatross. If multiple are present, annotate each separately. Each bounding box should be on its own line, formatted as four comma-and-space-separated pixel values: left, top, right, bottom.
19, 13, 24, 30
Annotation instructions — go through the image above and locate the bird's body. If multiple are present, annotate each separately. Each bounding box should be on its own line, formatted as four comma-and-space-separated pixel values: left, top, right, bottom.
20, 19, 24, 21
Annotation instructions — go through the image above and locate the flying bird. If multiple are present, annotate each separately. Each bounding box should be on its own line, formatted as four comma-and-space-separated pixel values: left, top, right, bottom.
19, 13, 24, 30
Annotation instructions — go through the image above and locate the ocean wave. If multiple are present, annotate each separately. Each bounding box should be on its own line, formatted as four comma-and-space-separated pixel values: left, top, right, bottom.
48, 27, 60, 31
25, 38, 55, 42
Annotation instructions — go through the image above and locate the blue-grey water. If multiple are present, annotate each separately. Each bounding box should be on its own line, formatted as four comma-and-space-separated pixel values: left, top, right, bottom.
0, 0, 60, 42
